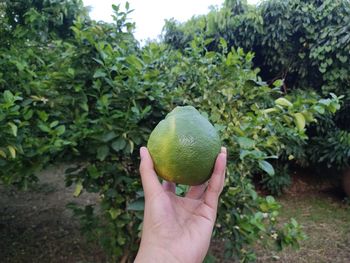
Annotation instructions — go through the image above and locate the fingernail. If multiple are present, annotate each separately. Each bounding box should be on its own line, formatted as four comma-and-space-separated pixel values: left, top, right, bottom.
221, 147, 227, 155
140, 147, 146, 159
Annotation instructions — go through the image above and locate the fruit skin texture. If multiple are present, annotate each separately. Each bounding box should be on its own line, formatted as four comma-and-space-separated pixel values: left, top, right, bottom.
147, 106, 221, 186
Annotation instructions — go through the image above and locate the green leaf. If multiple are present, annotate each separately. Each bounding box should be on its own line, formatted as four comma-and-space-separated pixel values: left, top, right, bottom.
313, 105, 325, 114
262, 108, 278, 114
7, 146, 16, 158
50, 121, 59, 128
319, 98, 331, 106
176, 184, 189, 195
93, 69, 107, 78
128, 140, 134, 153
325, 46, 331, 52
80, 103, 89, 112
97, 145, 109, 161
219, 37, 227, 50
266, 195, 275, 204
275, 98, 293, 107
260, 203, 269, 212
0, 113, 5, 122
109, 208, 122, 219
237, 137, 256, 149
112, 4, 119, 12
23, 109, 33, 120
37, 111, 48, 121
126, 55, 144, 71
240, 149, 264, 160
339, 56, 347, 63
56, 125, 66, 136
204, 38, 214, 46
67, 68, 75, 77
258, 160, 275, 176
294, 113, 306, 131
302, 112, 314, 122
227, 186, 241, 196
273, 79, 283, 87
38, 123, 51, 133
8, 122, 18, 137
0, 149, 7, 158
106, 189, 118, 198
111, 137, 127, 152
74, 181, 83, 197
127, 198, 145, 211
319, 66, 326, 73
3, 90, 14, 103
98, 94, 110, 108
87, 165, 101, 179
101, 131, 117, 142
93, 58, 104, 66
326, 58, 333, 66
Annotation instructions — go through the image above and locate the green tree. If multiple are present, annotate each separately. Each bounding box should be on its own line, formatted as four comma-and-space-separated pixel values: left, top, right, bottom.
163, 0, 350, 172
0, 1, 343, 262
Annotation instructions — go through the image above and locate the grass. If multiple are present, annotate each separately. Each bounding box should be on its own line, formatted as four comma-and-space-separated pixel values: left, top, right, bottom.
255, 192, 350, 263
209, 185, 350, 263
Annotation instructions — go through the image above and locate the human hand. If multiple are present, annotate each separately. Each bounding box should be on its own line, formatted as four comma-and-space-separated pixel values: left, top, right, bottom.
134, 146, 227, 263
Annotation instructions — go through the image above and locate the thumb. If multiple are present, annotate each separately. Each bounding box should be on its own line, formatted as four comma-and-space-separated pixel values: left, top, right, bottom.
204, 147, 227, 211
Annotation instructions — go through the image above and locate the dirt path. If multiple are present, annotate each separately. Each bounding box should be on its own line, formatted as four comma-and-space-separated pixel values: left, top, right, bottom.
0, 165, 106, 263
1, 167, 349, 262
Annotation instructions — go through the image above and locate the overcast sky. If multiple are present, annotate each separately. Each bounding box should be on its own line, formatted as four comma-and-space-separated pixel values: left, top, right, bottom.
82, 0, 260, 42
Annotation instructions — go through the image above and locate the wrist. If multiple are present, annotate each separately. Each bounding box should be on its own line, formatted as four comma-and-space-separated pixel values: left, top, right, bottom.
135, 243, 182, 263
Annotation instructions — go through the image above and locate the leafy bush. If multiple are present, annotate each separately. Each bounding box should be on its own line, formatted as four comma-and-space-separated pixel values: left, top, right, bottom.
309, 130, 350, 169
0, 0, 90, 188
0, 1, 342, 262
261, 164, 291, 196
163, 0, 350, 171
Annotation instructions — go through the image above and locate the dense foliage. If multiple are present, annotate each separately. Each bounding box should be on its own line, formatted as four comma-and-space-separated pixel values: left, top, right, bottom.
163, 0, 350, 172
0, 0, 344, 262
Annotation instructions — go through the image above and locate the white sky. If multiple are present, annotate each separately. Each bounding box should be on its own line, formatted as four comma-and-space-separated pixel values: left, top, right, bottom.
83, 0, 260, 42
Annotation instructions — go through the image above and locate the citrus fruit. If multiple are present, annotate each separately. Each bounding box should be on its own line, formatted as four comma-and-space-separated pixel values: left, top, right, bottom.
147, 106, 221, 186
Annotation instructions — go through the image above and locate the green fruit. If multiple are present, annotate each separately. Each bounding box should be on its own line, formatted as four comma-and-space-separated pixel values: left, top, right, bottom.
147, 106, 221, 186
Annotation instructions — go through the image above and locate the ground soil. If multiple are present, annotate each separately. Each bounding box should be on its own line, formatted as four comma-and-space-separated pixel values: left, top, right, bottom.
254, 190, 350, 263
1, 166, 349, 262
0, 165, 106, 263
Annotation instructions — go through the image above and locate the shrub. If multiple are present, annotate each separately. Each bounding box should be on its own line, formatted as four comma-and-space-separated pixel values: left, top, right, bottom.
163, 0, 350, 172
0, 1, 341, 262
60, 32, 338, 261
261, 164, 291, 196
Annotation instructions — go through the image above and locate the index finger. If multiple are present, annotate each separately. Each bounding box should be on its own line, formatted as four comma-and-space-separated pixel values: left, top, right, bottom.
139, 147, 163, 199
